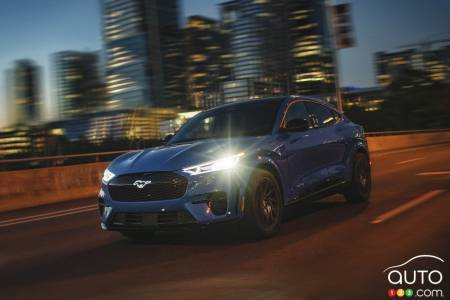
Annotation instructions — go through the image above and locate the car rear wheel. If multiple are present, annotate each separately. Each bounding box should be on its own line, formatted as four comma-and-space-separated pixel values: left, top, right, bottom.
120, 230, 155, 242
344, 152, 371, 203
241, 169, 283, 239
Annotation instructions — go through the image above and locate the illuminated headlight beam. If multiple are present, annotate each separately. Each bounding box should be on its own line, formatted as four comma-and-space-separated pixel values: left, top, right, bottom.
182, 153, 245, 176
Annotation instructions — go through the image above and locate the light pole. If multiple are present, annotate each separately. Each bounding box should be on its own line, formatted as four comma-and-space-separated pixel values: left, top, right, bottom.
326, 1, 355, 113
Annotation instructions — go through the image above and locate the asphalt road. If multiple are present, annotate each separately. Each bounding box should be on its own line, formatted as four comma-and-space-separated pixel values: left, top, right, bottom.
1, 144, 449, 300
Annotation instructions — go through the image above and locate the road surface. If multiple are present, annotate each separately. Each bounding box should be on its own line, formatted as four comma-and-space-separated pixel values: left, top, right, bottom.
1, 144, 449, 300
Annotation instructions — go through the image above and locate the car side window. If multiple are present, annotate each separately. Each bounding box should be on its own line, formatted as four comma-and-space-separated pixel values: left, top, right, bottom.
283, 102, 310, 128
305, 102, 336, 127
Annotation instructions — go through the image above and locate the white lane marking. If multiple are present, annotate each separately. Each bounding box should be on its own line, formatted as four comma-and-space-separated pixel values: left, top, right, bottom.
0, 204, 98, 224
371, 190, 446, 224
396, 157, 424, 165
0, 204, 97, 228
0, 208, 97, 228
416, 171, 450, 176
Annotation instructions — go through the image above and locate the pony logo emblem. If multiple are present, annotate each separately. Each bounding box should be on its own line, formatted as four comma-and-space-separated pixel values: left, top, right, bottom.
133, 180, 152, 189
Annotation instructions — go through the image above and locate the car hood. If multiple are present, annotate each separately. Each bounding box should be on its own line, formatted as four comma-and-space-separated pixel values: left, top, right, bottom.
108, 136, 272, 175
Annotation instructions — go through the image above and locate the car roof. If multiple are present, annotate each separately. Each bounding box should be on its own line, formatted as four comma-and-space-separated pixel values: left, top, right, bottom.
206, 95, 336, 112
209, 96, 288, 110
288, 95, 339, 112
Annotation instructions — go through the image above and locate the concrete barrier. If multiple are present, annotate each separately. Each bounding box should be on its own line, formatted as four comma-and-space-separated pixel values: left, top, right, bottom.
367, 131, 450, 152
0, 162, 108, 212
0, 131, 449, 213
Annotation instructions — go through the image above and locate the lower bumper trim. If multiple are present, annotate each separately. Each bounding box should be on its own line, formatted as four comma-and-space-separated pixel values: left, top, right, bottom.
107, 211, 197, 230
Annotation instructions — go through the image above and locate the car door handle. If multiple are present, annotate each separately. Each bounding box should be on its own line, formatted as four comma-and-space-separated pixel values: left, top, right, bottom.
324, 138, 344, 144
323, 139, 337, 144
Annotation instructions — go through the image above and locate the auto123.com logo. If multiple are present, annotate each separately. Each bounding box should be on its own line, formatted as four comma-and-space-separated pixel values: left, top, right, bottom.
384, 255, 445, 298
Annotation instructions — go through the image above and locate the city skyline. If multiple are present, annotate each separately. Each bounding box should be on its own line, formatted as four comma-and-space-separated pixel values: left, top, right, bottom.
1, 0, 450, 128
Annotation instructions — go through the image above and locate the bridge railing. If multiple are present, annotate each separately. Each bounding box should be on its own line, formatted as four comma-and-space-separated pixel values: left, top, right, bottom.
1, 129, 450, 172
0, 150, 129, 171
365, 128, 450, 137
0, 129, 449, 212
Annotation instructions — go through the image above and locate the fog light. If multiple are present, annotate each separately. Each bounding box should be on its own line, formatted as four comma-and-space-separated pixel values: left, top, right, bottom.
206, 192, 227, 215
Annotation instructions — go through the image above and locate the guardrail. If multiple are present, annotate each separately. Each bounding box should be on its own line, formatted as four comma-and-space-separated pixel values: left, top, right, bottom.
0, 150, 128, 165
1, 129, 449, 172
0, 150, 130, 171
0, 129, 449, 212
365, 128, 450, 137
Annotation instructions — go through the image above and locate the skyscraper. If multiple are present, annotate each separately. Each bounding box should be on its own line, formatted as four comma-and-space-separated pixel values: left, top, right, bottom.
285, 0, 336, 95
220, 0, 336, 103
8, 60, 41, 125
102, 0, 186, 110
375, 44, 450, 87
186, 15, 231, 109
53, 51, 104, 119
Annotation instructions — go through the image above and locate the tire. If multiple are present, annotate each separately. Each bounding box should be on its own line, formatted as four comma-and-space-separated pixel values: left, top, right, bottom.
241, 169, 283, 239
344, 152, 371, 203
120, 230, 155, 242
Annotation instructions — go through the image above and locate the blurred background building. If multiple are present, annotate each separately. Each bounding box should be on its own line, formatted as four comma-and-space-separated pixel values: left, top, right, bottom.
6, 60, 41, 126
102, 0, 186, 110
220, 0, 336, 103
49, 107, 178, 144
2, 0, 449, 162
0, 126, 33, 156
375, 43, 450, 88
53, 51, 104, 119
342, 87, 385, 112
185, 15, 231, 109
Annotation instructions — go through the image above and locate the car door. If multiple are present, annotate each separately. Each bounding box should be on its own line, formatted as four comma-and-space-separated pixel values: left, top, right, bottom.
304, 101, 348, 185
278, 101, 328, 202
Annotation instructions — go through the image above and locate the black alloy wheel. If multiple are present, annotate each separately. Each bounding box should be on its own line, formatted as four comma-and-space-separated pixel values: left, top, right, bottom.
344, 152, 371, 203
241, 169, 283, 238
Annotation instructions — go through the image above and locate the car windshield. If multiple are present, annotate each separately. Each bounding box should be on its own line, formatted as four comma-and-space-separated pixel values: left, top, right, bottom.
170, 100, 283, 143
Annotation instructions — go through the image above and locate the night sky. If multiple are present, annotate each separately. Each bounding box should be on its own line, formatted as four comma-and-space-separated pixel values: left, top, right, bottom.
0, 0, 449, 127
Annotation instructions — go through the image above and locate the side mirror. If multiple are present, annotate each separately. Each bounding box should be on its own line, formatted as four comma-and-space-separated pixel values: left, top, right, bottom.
282, 118, 310, 132
163, 134, 173, 144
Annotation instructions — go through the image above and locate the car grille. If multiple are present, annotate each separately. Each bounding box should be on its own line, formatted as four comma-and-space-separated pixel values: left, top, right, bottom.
108, 172, 188, 201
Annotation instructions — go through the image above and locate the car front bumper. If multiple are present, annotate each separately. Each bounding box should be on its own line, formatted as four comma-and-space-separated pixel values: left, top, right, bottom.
98, 170, 249, 231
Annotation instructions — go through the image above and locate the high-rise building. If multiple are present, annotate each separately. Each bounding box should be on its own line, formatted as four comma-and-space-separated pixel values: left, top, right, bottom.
285, 0, 336, 95
4, 69, 14, 126
185, 16, 232, 109
53, 51, 104, 119
8, 60, 41, 125
342, 87, 385, 112
102, 0, 186, 110
375, 49, 424, 87
0, 126, 33, 157
220, 0, 336, 103
424, 45, 450, 83
375, 44, 450, 87
48, 107, 178, 144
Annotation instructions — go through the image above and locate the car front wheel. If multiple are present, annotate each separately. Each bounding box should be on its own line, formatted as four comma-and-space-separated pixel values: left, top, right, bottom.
241, 169, 283, 238
344, 152, 371, 203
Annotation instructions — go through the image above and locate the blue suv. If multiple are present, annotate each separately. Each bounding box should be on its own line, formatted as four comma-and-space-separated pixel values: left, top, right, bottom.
99, 96, 371, 239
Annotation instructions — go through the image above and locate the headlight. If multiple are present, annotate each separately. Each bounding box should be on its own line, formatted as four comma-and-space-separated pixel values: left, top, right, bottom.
102, 169, 115, 183
182, 153, 244, 176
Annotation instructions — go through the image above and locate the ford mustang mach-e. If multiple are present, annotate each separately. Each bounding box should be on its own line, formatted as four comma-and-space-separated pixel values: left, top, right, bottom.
98, 96, 371, 240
